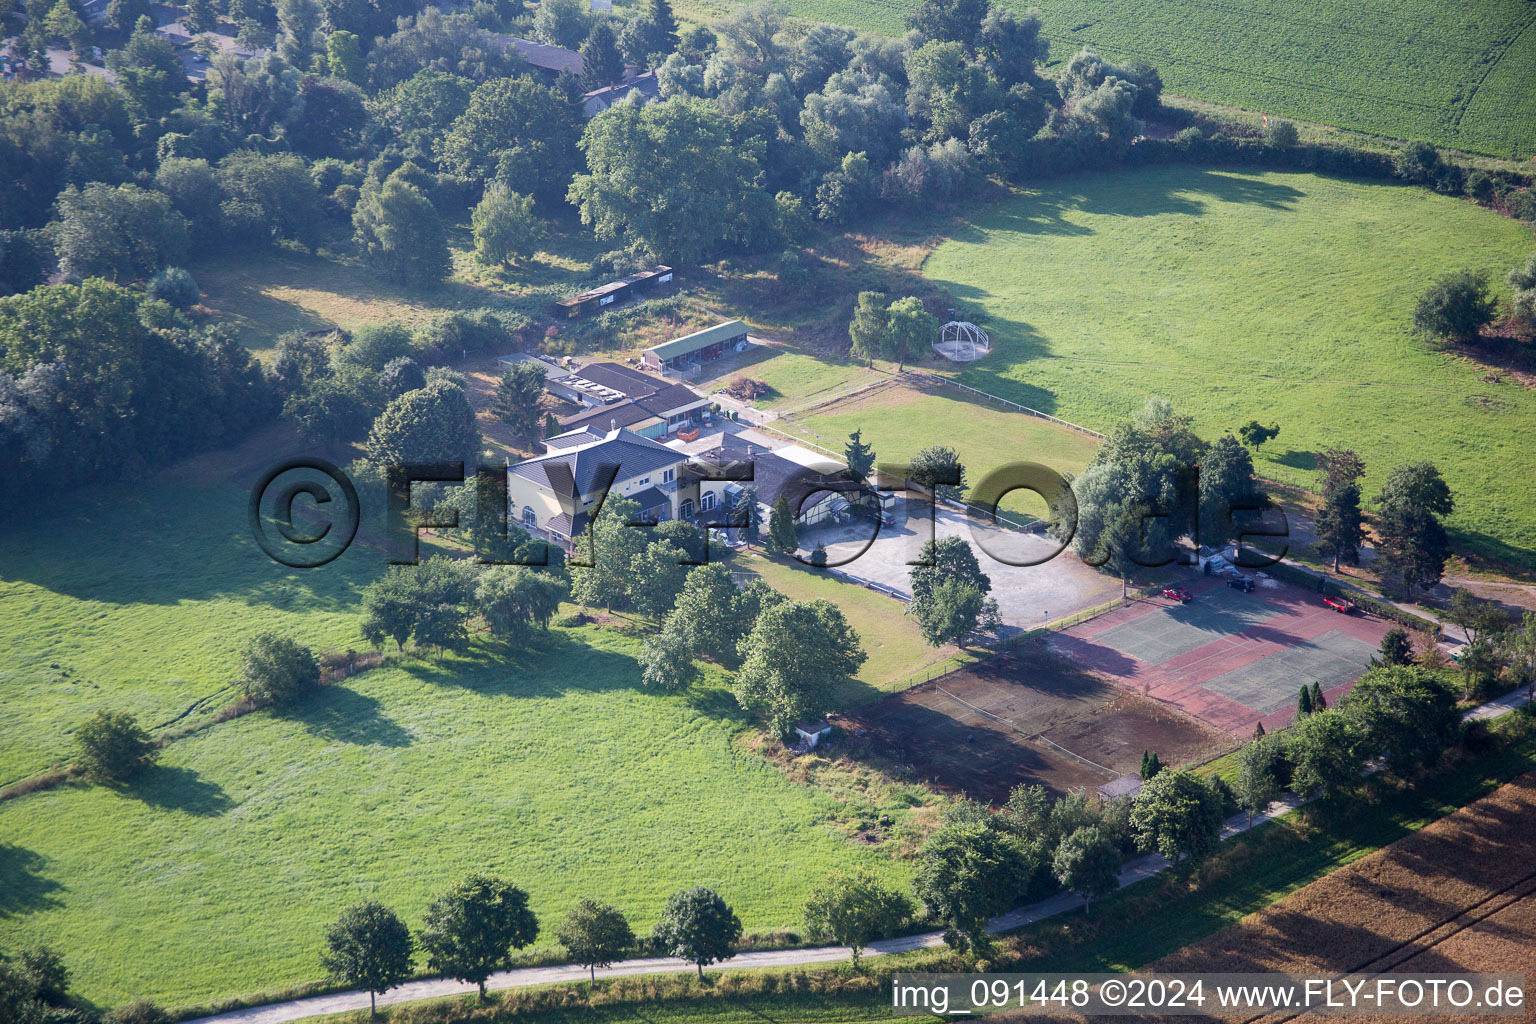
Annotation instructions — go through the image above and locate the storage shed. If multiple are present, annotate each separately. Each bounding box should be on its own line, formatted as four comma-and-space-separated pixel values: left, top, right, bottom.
555, 266, 674, 318
642, 320, 749, 378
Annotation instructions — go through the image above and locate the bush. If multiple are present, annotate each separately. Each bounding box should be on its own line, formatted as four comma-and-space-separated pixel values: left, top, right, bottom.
103, 1001, 167, 1024
145, 266, 200, 309
337, 322, 420, 370
74, 710, 158, 783
238, 632, 321, 706
1261, 118, 1298, 149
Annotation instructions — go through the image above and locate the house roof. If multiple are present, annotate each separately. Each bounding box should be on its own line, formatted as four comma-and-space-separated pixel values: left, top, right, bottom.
511, 428, 682, 497
558, 400, 660, 433
581, 72, 660, 116
493, 34, 583, 75
689, 442, 847, 514
629, 486, 670, 514
550, 362, 665, 404
545, 510, 590, 539
645, 320, 747, 361
640, 383, 708, 416
542, 427, 606, 450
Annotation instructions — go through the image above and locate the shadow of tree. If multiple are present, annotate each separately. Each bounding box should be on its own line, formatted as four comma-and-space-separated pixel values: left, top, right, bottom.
127, 764, 235, 817
283, 685, 413, 747
0, 843, 64, 918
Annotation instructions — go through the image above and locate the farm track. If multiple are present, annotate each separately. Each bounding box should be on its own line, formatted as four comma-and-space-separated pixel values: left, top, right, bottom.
1449, 6, 1536, 133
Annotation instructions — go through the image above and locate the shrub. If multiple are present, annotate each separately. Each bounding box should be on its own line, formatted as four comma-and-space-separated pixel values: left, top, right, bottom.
238, 632, 321, 706
146, 266, 200, 309
1262, 118, 1298, 149
103, 1001, 167, 1024
74, 710, 158, 783
337, 323, 419, 370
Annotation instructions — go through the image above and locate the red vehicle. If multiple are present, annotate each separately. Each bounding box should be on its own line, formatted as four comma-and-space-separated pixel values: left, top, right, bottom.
1161, 586, 1193, 603
1323, 596, 1356, 614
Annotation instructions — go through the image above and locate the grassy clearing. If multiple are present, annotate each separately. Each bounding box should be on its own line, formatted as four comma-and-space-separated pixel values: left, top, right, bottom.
921, 167, 1536, 567
775, 383, 1101, 518
0, 626, 914, 1009
696, 346, 891, 411
679, 0, 1536, 157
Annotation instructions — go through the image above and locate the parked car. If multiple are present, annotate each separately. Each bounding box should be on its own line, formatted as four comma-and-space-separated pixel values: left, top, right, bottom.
1161, 586, 1193, 603
1227, 576, 1254, 592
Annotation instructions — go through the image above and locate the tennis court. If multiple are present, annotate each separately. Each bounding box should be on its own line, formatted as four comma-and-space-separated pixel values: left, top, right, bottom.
1049, 576, 1395, 737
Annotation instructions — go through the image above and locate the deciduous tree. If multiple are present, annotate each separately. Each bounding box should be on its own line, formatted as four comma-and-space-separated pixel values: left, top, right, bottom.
239, 632, 320, 705
321, 901, 414, 1017
734, 598, 866, 736
802, 869, 912, 967
1129, 768, 1224, 867
1051, 825, 1120, 914
419, 874, 539, 999
651, 887, 741, 979
557, 899, 634, 983
75, 710, 158, 782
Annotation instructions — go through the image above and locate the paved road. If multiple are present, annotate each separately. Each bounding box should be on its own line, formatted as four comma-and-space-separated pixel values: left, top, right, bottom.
187, 684, 1532, 1024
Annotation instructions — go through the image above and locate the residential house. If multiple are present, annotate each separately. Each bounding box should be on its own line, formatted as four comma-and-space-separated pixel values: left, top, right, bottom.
491, 34, 583, 80
546, 361, 710, 440
581, 71, 659, 117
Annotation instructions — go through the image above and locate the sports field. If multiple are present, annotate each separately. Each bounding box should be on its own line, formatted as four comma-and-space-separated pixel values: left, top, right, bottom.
922, 167, 1536, 566
685, 0, 1536, 156
842, 642, 1230, 802
1049, 576, 1393, 736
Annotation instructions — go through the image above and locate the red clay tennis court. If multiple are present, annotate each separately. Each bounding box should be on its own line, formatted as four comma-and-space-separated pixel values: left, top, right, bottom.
1047, 575, 1395, 737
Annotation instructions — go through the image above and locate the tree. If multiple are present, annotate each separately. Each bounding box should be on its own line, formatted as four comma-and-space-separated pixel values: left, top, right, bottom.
766, 494, 798, 554
847, 291, 888, 367
628, 540, 689, 620
0, 963, 45, 1024
326, 29, 366, 84
907, 445, 966, 502
1375, 462, 1454, 592
1139, 749, 1164, 782
735, 485, 762, 547
843, 428, 875, 481
363, 377, 481, 467
1129, 769, 1224, 867
437, 75, 579, 204
16, 947, 68, 1006
1262, 118, 1298, 148
1234, 734, 1284, 828
1287, 708, 1364, 800
381, 357, 427, 398
54, 184, 189, 282
107, 27, 187, 121
1199, 433, 1265, 551
491, 359, 548, 446
1237, 420, 1279, 450
352, 173, 451, 287
913, 577, 985, 647
1342, 666, 1460, 777
570, 496, 647, 610
1310, 680, 1327, 712
239, 632, 320, 705
1379, 627, 1415, 666
474, 566, 567, 645
74, 710, 158, 782
569, 96, 772, 264
801, 869, 913, 968
289, 76, 370, 158
184, 0, 218, 33
370, 70, 474, 154
580, 20, 625, 88
284, 367, 383, 445
321, 901, 415, 1017
419, 874, 539, 999
1315, 482, 1365, 573
639, 627, 698, 692
472, 184, 546, 268
533, 0, 588, 47
912, 821, 1032, 952
651, 887, 741, 979
1447, 589, 1510, 647
1509, 253, 1536, 329
664, 563, 755, 662
557, 899, 634, 983
883, 296, 937, 371
734, 599, 866, 736
147, 266, 200, 310
360, 558, 472, 651
215, 150, 322, 245
276, 0, 322, 68
1052, 826, 1120, 914
1413, 270, 1496, 345
1297, 684, 1314, 718
909, 536, 990, 604
904, 0, 989, 47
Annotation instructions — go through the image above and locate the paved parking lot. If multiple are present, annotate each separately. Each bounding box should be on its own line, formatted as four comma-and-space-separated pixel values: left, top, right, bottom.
804, 498, 1123, 629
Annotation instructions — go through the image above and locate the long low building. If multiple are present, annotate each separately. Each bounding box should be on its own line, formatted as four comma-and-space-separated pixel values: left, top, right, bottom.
642, 320, 749, 379
555, 266, 674, 318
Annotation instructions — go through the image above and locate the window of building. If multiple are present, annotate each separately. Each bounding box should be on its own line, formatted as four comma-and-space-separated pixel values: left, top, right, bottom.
521, 506, 537, 529
599, 294, 615, 306
701, 492, 717, 511
663, 468, 675, 483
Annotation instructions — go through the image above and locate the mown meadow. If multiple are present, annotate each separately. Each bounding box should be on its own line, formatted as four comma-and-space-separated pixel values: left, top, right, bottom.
681, 0, 1536, 157
919, 167, 1536, 566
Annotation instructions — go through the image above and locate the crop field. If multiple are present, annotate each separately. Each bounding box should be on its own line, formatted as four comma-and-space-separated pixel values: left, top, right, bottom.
1153, 770, 1536, 983
921, 167, 1536, 567
840, 642, 1228, 802
681, 0, 1536, 156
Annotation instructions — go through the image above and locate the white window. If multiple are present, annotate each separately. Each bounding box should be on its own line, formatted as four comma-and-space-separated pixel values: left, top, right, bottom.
701, 492, 717, 511
658, 273, 672, 283
599, 294, 615, 306
635, 476, 649, 486
521, 506, 537, 530
663, 468, 675, 483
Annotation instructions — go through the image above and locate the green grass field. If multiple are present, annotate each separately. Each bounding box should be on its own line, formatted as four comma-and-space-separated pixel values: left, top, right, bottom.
919, 167, 1536, 566
0, 472, 941, 1008
681, 0, 1536, 157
